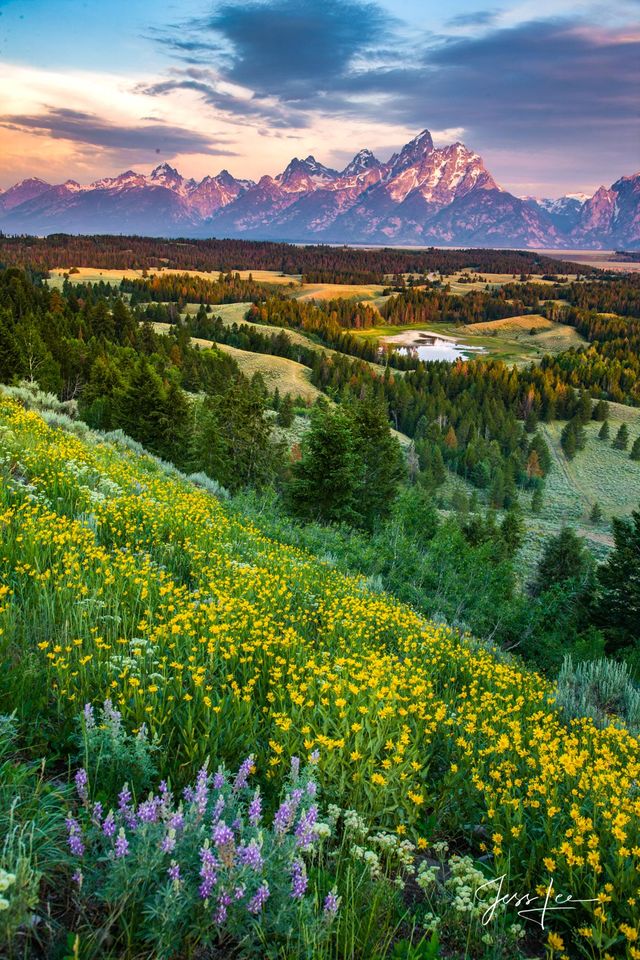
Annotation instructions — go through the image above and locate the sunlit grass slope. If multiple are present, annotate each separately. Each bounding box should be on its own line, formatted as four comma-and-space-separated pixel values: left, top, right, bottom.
0, 394, 639, 944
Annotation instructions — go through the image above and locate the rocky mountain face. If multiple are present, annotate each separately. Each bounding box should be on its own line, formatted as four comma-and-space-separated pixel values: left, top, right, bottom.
1, 130, 638, 248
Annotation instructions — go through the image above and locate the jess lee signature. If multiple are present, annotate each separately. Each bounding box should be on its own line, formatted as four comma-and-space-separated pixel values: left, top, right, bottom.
475, 875, 598, 929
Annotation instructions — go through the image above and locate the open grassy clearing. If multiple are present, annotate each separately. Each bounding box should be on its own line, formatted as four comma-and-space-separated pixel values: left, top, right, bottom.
533, 248, 640, 273
151, 321, 323, 401
353, 317, 588, 364
292, 281, 386, 302
540, 410, 640, 522
187, 301, 333, 354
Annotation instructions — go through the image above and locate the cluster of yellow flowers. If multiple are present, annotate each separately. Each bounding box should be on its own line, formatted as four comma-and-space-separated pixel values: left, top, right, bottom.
1, 395, 639, 952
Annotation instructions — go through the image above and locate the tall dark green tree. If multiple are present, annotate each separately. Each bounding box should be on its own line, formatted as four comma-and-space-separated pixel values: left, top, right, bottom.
350, 396, 405, 529
118, 358, 167, 452
596, 508, 640, 652
277, 393, 295, 428
532, 527, 595, 597
286, 406, 364, 525
613, 423, 629, 450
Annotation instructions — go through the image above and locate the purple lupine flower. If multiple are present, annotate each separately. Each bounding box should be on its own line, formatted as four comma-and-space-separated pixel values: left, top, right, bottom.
115, 829, 129, 858
237, 840, 263, 871
306, 781, 317, 798
168, 861, 181, 884
92, 801, 103, 825
213, 769, 226, 790
247, 882, 270, 914
160, 829, 176, 854
83, 703, 95, 729
169, 810, 184, 832
233, 755, 254, 792
138, 797, 161, 824
72, 869, 83, 888
102, 810, 116, 838
290, 756, 300, 780
212, 821, 234, 847
103, 699, 121, 725
118, 786, 137, 830
183, 785, 195, 803
248, 790, 262, 826
295, 805, 318, 850
290, 788, 304, 806
290, 860, 308, 899
75, 768, 89, 802
199, 846, 219, 899
233, 884, 245, 901
273, 799, 294, 835
310, 749, 320, 764
212, 796, 225, 821
214, 891, 231, 924
323, 890, 339, 917
66, 816, 84, 857
194, 765, 209, 816
158, 780, 169, 795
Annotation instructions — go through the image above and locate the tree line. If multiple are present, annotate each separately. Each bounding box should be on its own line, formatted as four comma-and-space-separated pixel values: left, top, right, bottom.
0, 234, 597, 280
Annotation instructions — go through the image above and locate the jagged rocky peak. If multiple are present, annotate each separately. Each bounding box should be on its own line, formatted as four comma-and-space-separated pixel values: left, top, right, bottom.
277, 155, 338, 187
150, 162, 181, 181
388, 129, 435, 173
341, 149, 381, 177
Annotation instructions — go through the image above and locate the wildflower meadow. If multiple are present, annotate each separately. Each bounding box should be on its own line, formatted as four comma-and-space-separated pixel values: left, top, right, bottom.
1, 393, 639, 958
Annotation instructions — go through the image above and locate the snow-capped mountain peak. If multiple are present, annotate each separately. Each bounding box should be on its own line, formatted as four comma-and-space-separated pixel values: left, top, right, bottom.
341, 149, 381, 177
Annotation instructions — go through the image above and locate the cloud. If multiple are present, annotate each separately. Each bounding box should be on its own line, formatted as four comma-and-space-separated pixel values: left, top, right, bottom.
445, 10, 498, 27
0, 106, 236, 155
148, 0, 397, 120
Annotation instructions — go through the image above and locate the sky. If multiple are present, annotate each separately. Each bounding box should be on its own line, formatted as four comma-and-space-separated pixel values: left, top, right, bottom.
0, 0, 638, 197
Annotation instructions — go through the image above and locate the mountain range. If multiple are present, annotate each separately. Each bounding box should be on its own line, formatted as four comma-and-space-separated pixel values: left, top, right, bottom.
1, 129, 638, 248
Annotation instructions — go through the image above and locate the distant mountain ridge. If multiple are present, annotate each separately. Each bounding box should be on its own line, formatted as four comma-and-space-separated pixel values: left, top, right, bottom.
1, 130, 638, 248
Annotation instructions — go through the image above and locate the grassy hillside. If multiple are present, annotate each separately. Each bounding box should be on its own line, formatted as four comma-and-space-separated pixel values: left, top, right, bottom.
1, 394, 639, 957
151, 320, 324, 401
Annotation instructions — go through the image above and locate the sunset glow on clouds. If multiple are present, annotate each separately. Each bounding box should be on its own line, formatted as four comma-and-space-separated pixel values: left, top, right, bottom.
0, 0, 638, 195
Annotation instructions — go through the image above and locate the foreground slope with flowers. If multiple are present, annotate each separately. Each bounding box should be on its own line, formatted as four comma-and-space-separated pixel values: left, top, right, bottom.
1, 392, 639, 956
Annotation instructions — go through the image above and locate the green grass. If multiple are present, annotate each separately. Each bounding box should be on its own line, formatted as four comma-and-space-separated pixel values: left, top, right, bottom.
353, 319, 588, 365
514, 407, 640, 577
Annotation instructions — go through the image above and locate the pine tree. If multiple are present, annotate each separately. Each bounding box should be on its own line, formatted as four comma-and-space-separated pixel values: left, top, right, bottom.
159, 380, 191, 466
598, 420, 610, 441
533, 527, 594, 597
277, 393, 295, 428
593, 399, 609, 421
286, 406, 363, 525
350, 396, 405, 529
531, 485, 544, 513
500, 507, 525, 556
489, 468, 505, 508
561, 421, 577, 460
597, 508, 640, 651
631, 437, 640, 461
444, 425, 458, 449
117, 359, 167, 452
112, 299, 135, 343
590, 502, 603, 523
613, 423, 629, 450
0, 311, 23, 381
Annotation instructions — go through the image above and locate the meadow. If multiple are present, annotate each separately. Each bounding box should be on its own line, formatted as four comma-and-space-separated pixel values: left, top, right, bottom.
1, 392, 640, 958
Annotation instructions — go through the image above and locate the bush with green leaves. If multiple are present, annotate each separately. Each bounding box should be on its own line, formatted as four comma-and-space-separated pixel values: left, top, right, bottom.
555, 655, 640, 733
0, 714, 70, 956
66, 753, 341, 959
74, 699, 159, 801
